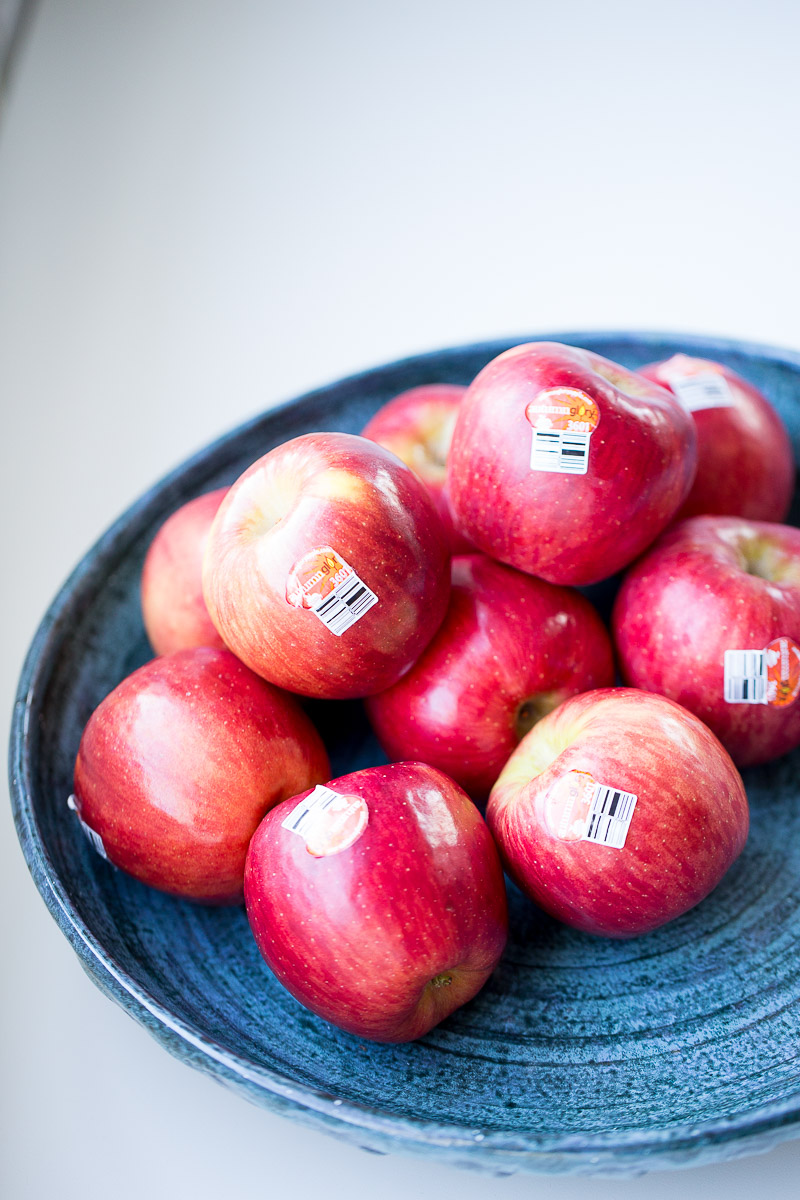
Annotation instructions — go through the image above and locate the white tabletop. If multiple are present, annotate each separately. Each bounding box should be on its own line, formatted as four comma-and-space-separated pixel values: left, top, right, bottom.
3, 2, 800, 1197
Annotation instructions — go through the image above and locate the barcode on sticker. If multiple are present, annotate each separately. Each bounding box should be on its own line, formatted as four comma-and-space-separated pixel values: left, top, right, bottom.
670, 373, 734, 412
311, 572, 378, 636
582, 783, 638, 849
531, 429, 591, 474
724, 649, 767, 704
282, 783, 368, 856
282, 784, 341, 836
67, 794, 110, 861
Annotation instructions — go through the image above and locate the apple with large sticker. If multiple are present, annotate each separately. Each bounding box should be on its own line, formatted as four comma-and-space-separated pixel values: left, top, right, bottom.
365, 553, 615, 799
487, 688, 749, 938
141, 487, 229, 655
244, 761, 508, 1042
202, 433, 451, 700
638, 353, 795, 522
361, 383, 470, 553
446, 342, 697, 586
612, 516, 800, 766
71, 646, 330, 903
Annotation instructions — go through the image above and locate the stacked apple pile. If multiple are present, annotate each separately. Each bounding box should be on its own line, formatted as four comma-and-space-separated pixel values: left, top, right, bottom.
70, 341, 799, 1043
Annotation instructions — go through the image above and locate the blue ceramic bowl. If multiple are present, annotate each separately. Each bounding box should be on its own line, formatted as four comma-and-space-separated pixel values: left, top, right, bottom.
9, 332, 800, 1177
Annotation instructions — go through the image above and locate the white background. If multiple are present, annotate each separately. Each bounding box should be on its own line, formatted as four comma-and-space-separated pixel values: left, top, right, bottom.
2, 2, 800, 1197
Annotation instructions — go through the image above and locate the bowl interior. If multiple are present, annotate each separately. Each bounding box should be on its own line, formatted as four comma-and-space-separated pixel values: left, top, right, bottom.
11, 331, 800, 1175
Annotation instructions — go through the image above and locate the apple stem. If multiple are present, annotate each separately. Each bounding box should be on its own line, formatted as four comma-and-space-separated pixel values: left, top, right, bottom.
514, 692, 563, 741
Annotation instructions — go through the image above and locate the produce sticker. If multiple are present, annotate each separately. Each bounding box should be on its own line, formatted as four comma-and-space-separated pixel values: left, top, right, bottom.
67, 794, 111, 862
658, 355, 735, 412
286, 546, 378, 636
281, 784, 369, 857
526, 387, 600, 475
544, 769, 638, 850
724, 636, 800, 706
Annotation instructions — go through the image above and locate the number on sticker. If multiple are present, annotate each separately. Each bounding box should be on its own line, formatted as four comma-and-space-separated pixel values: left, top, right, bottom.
311, 572, 378, 636
582, 783, 638, 850
724, 649, 767, 704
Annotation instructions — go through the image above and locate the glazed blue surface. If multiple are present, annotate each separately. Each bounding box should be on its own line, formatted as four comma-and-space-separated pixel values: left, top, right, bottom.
8, 332, 800, 1176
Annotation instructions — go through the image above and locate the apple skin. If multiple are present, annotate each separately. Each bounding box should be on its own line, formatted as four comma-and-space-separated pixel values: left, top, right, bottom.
244, 762, 508, 1042
361, 383, 471, 553
612, 516, 800, 767
487, 688, 749, 938
639, 353, 795, 522
446, 342, 697, 586
202, 432, 451, 700
365, 553, 615, 800
72, 647, 330, 904
141, 487, 229, 656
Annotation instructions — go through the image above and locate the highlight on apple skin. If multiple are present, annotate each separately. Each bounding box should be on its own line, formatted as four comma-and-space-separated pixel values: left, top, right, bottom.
446, 342, 698, 586
361, 383, 470, 553
365, 553, 615, 800
141, 487, 229, 656
612, 515, 800, 767
244, 761, 509, 1042
639, 353, 795, 522
487, 688, 749, 938
202, 432, 452, 700
71, 646, 330, 904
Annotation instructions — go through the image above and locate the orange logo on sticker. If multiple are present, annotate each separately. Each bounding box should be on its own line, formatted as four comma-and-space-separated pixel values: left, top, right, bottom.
286, 546, 354, 609
658, 353, 724, 383
766, 636, 800, 708
305, 794, 369, 858
525, 387, 600, 435
543, 770, 596, 841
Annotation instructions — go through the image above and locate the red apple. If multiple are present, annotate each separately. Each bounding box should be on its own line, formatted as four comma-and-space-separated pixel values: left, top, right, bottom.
487, 688, 748, 938
361, 383, 470, 553
141, 487, 228, 655
244, 762, 508, 1042
446, 342, 697, 585
202, 433, 451, 700
71, 646, 330, 903
365, 553, 615, 799
612, 516, 800, 766
639, 353, 795, 522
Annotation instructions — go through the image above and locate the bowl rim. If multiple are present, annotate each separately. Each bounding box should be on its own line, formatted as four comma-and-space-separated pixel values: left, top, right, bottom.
9, 328, 800, 1174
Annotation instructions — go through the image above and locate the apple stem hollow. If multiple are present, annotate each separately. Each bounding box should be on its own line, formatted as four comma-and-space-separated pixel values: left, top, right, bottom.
514, 693, 562, 742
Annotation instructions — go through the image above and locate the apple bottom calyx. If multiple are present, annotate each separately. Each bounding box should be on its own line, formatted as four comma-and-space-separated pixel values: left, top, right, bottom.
393, 964, 488, 1046
264, 944, 498, 1046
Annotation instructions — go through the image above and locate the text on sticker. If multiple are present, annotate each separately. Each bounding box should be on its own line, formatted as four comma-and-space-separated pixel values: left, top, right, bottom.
724, 637, 800, 706
286, 546, 378, 636
544, 770, 637, 849
525, 387, 600, 476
